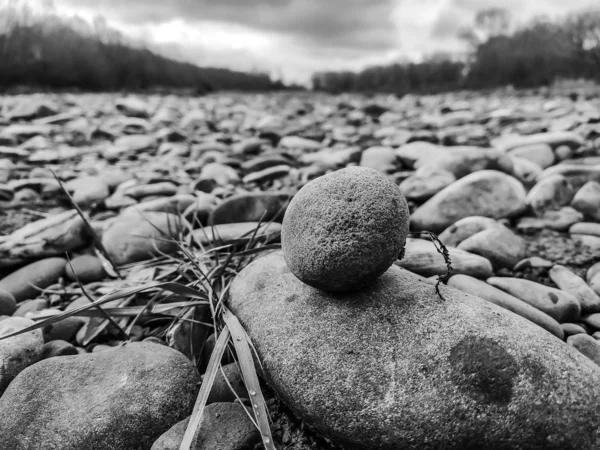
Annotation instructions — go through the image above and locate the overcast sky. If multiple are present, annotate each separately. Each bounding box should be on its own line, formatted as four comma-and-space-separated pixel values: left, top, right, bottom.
53, 0, 598, 83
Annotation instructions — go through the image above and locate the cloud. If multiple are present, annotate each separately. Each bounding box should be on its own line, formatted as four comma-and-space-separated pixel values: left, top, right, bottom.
58, 0, 400, 52
52, 0, 600, 83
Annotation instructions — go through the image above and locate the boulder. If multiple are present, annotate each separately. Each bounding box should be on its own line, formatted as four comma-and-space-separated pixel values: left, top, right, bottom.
0, 342, 200, 450
227, 253, 600, 449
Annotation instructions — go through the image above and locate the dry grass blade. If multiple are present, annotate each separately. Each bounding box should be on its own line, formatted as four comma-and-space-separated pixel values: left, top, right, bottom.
48, 167, 122, 278
223, 308, 276, 450
66, 254, 130, 340
0, 281, 202, 342
180, 326, 231, 450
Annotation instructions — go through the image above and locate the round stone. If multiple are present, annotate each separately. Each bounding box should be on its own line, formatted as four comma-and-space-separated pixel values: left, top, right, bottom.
281, 166, 409, 292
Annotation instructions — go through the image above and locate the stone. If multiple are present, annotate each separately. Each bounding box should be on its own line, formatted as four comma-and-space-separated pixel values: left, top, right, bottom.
588, 262, 600, 296
397, 238, 493, 279
571, 181, 600, 221
209, 193, 290, 225
0, 211, 90, 268
438, 216, 503, 248
228, 252, 600, 450
497, 131, 584, 152
399, 170, 455, 201
121, 182, 178, 200
510, 156, 543, 186
417, 146, 514, 179
549, 265, 600, 314
410, 170, 526, 233
123, 194, 197, 216
65, 255, 106, 284
0, 288, 16, 316
150, 403, 260, 450
115, 97, 150, 118
64, 176, 110, 206
0, 317, 44, 394
567, 334, 600, 366
581, 313, 600, 330
359, 146, 398, 173
206, 363, 247, 404
569, 222, 600, 236
508, 143, 555, 169
282, 167, 409, 292
41, 340, 79, 359
242, 165, 290, 184
448, 275, 563, 339
192, 222, 281, 247
102, 212, 189, 266
561, 323, 588, 338
457, 225, 526, 270
487, 277, 581, 323
13, 299, 47, 317
0, 342, 200, 450
0, 257, 66, 302
199, 162, 240, 186
537, 164, 600, 191
103, 134, 157, 160
527, 174, 575, 216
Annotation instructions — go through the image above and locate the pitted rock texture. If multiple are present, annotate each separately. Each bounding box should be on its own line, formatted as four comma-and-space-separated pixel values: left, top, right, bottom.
281, 166, 409, 292
228, 252, 600, 450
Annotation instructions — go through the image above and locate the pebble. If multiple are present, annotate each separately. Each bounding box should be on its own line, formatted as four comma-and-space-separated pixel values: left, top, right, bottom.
410, 170, 527, 233
282, 167, 409, 292
150, 403, 260, 450
508, 143, 555, 169
457, 225, 526, 270
0, 289, 17, 316
64, 255, 106, 283
359, 146, 398, 173
448, 274, 563, 339
102, 212, 188, 266
571, 181, 600, 221
397, 238, 493, 279
526, 174, 575, 216
487, 277, 581, 323
0, 257, 66, 302
549, 265, 600, 314
41, 340, 79, 359
0, 317, 44, 394
567, 334, 600, 366
209, 192, 290, 225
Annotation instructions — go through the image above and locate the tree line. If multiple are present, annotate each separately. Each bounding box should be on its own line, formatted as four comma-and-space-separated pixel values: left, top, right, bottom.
312, 8, 600, 94
0, 1, 286, 93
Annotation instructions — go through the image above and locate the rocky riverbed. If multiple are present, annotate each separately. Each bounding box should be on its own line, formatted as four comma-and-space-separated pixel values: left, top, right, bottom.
1, 90, 600, 448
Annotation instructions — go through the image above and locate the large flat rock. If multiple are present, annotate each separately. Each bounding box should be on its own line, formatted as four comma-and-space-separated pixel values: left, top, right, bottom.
228, 252, 600, 449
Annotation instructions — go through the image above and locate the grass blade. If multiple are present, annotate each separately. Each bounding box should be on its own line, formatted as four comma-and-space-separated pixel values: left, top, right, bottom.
180, 326, 230, 450
222, 308, 275, 450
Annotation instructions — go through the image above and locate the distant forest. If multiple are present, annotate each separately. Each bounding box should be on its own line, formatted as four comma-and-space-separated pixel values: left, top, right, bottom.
0, 1, 287, 93
313, 8, 600, 94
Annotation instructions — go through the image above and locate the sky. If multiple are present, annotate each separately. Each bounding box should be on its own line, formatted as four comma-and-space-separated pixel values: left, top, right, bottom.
48, 0, 599, 83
